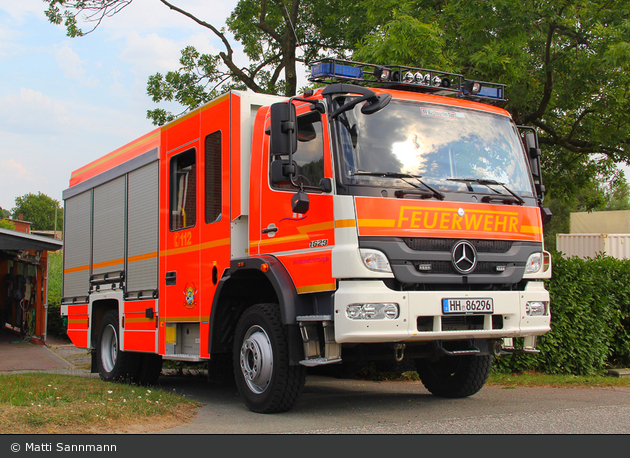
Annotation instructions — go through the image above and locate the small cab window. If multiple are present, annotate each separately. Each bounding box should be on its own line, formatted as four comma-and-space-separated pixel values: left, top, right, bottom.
170, 149, 197, 231
271, 111, 325, 190
205, 131, 222, 224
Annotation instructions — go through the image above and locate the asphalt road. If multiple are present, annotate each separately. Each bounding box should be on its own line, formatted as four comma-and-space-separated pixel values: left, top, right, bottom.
153, 374, 630, 434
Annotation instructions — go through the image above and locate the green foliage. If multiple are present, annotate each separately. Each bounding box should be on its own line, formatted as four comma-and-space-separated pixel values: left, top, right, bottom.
353, 0, 630, 202
45, 251, 67, 341
494, 252, 630, 375
0, 219, 15, 230
11, 192, 63, 232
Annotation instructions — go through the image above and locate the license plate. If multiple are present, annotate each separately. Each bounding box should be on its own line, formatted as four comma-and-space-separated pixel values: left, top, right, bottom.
443, 298, 494, 314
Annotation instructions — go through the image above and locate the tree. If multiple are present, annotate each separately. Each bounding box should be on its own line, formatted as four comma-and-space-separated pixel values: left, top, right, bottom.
0, 219, 15, 230
11, 193, 63, 232
44, 0, 630, 211
351, 0, 630, 201
44, 0, 355, 124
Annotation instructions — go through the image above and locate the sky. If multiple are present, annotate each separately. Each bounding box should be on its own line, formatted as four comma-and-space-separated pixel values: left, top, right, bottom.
0, 0, 254, 212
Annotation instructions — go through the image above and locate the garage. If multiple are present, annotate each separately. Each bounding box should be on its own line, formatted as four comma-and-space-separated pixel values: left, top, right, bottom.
1, 224, 63, 343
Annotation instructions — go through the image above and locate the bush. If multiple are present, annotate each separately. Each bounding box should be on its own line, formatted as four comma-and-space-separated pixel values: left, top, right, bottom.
46, 303, 69, 342
494, 252, 630, 375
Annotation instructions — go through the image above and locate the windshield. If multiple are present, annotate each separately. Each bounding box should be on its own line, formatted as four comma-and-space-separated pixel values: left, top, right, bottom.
333, 98, 534, 198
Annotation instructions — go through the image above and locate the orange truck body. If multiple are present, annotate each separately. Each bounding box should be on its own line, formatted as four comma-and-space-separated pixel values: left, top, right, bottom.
62, 65, 551, 412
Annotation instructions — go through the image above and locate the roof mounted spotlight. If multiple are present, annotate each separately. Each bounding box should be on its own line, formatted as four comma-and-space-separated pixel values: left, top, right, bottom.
373, 66, 392, 81
307, 58, 506, 102
464, 80, 482, 94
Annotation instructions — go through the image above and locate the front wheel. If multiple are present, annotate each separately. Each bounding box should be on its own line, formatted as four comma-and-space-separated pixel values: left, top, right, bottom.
415, 354, 492, 398
233, 304, 306, 413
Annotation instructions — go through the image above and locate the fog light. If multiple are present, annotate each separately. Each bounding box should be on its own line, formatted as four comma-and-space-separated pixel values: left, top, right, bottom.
526, 301, 548, 316
346, 303, 400, 320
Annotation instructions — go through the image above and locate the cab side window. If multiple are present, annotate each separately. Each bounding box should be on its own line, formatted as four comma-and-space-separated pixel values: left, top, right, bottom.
205, 131, 222, 224
271, 111, 325, 190
170, 149, 197, 231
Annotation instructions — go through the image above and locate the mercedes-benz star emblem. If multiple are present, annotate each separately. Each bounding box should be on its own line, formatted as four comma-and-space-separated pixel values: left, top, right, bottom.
452, 240, 477, 274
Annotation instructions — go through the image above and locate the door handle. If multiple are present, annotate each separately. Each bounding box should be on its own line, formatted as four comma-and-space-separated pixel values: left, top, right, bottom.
165, 271, 177, 286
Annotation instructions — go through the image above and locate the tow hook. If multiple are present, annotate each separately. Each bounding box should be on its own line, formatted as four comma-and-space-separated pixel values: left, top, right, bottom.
395, 343, 406, 362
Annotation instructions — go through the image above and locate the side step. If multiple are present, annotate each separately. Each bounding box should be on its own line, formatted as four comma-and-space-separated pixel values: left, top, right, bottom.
296, 315, 342, 367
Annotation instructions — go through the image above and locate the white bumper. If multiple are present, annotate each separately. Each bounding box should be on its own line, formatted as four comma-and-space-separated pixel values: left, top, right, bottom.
333, 280, 550, 343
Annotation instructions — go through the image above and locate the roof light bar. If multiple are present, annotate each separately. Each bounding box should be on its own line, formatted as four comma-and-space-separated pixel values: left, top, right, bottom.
308, 58, 506, 102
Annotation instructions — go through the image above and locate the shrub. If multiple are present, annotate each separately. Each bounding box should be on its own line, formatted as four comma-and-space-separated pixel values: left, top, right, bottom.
494, 252, 630, 375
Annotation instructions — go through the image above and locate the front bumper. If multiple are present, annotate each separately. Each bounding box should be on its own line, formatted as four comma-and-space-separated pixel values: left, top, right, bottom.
333, 280, 550, 344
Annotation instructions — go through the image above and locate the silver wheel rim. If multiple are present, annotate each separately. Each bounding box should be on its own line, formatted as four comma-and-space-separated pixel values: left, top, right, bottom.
101, 323, 118, 373
239, 325, 273, 394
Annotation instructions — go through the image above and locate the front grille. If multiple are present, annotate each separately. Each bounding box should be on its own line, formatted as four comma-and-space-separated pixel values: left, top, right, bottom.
404, 238, 513, 253
416, 314, 505, 332
412, 261, 512, 275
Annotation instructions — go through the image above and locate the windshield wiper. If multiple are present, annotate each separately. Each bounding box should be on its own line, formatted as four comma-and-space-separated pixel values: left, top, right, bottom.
351, 171, 445, 200
447, 178, 524, 205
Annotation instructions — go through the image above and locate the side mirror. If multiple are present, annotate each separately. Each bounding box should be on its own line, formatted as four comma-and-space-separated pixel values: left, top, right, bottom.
270, 102, 297, 155
524, 131, 542, 179
519, 126, 546, 203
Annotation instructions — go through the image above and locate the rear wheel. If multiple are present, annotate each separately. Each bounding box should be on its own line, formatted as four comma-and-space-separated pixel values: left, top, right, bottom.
233, 304, 306, 413
96, 310, 138, 382
415, 354, 492, 398
134, 353, 163, 386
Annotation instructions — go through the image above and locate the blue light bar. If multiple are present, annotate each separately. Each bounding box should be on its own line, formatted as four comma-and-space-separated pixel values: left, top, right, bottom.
311, 62, 363, 80
477, 85, 504, 99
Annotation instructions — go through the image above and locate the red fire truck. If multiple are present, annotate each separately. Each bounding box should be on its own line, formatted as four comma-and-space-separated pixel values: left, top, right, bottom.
62, 59, 552, 413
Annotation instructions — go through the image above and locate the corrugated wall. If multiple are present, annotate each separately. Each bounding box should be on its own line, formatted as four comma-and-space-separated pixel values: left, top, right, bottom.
126, 161, 159, 293
557, 233, 630, 260
63, 190, 92, 298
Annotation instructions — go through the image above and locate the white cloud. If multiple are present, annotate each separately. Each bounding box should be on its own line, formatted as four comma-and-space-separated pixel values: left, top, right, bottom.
54, 43, 99, 86
0, 158, 42, 184
0, 88, 71, 135
0, 0, 47, 23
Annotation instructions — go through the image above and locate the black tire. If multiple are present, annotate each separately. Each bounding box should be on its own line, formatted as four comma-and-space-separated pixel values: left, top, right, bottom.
95, 310, 138, 382
233, 304, 306, 413
134, 353, 163, 386
415, 354, 492, 398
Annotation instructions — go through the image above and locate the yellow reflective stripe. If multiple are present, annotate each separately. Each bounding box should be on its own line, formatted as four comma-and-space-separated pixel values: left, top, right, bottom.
358, 218, 396, 228
296, 283, 336, 294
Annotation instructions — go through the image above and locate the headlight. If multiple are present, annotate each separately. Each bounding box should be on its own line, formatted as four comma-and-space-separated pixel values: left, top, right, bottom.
525, 252, 542, 274
346, 303, 399, 320
360, 249, 392, 273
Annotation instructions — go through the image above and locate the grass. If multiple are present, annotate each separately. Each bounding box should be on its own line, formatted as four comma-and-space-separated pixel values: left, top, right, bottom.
486, 371, 630, 388
356, 363, 630, 388
0, 373, 200, 434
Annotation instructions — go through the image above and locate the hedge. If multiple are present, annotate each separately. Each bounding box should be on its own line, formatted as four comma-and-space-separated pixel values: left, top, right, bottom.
493, 252, 630, 375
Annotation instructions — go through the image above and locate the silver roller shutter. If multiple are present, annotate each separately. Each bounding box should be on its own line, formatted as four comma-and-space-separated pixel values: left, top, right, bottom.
63, 190, 92, 299
126, 161, 159, 292
92, 176, 126, 276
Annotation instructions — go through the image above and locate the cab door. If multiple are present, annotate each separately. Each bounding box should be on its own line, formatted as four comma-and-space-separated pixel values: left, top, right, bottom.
252, 104, 336, 294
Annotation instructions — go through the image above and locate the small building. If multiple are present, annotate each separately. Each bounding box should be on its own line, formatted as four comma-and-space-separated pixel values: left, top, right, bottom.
557, 210, 630, 260
0, 217, 63, 343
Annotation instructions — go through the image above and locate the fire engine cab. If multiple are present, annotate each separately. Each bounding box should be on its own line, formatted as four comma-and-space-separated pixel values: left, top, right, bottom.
61, 59, 552, 413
